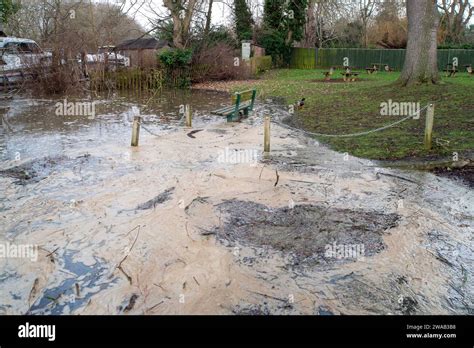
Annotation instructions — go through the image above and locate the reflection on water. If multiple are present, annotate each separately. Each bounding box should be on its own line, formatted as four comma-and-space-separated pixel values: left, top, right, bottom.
0, 89, 231, 163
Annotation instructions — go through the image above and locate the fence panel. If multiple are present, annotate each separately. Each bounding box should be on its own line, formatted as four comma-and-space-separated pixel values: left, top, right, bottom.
291, 48, 474, 71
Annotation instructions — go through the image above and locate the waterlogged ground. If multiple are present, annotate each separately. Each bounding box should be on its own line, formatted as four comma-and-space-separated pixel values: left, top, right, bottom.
0, 90, 472, 315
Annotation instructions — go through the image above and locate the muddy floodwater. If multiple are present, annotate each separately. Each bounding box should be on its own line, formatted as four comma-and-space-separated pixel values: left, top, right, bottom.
0, 90, 472, 315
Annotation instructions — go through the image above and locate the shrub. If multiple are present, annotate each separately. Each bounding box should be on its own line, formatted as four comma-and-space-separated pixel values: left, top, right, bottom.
158, 48, 193, 88
250, 55, 272, 75
190, 43, 251, 83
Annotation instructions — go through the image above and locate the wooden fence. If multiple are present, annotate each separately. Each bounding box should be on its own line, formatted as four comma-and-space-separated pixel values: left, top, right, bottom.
290, 47, 474, 71
90, 68, 163, 92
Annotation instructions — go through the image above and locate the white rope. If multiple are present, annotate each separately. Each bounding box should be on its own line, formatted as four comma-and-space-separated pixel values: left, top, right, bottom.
137, 120, 255, 146
138, 103, 429, 145
271, 104, 429, 138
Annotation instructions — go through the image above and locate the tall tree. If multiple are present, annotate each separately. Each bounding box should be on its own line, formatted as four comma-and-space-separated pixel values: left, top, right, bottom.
302, 0, 316, 47
234, 0, 253, 42
398, 0, 439, 86
301, 0, 344, 48
203, 0, 213, 38
357, 0, 376, 48
438, 0, 474, 44
260, 0, 307, 63
285, 0, 307, 45
0, 0, 19, 23
163, 0, 200, 48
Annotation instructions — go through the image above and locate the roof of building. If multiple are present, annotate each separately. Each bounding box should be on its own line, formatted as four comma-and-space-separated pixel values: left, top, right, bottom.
116, 37, 170, 50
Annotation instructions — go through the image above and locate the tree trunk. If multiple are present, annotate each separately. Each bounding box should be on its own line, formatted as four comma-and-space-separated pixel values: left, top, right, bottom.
163, 0, 198, 49
204, 0, 213, 38
398, 0, 440, 86
303, 0, 316, 47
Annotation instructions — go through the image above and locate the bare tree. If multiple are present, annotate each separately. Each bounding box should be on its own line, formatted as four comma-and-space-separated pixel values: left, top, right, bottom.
398, 0, 440, 86
204, 0, 214, 38
438, 0, 474, 43
163, 0, 202, 48
357, 0, 376, 48
301, 0, 345, 48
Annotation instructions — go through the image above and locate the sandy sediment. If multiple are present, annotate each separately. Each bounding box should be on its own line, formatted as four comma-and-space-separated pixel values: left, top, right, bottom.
0, 112, 472, 315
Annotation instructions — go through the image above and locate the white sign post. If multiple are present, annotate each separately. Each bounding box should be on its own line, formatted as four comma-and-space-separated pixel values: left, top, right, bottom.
242, 41, 251, 61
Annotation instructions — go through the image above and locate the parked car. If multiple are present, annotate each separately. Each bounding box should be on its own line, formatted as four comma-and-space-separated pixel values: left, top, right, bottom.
0, 37, 52, 86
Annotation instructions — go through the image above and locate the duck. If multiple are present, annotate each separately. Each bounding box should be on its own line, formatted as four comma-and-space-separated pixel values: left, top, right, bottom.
296, 98, 305, 110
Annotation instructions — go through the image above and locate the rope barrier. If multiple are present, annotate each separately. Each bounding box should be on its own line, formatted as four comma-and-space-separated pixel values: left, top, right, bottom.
271, 104, 429, 138
137, 120, 256, 146
137, 103, 429, 146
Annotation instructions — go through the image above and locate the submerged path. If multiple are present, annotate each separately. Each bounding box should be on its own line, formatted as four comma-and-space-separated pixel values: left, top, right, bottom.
0, 97, 472, 315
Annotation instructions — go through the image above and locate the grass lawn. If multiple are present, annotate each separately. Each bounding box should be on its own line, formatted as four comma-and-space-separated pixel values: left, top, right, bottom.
235, 69, 474, 161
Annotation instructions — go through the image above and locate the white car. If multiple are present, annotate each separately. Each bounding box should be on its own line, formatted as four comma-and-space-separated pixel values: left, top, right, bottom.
84, 52, 130, 67
0, 37, 52, 85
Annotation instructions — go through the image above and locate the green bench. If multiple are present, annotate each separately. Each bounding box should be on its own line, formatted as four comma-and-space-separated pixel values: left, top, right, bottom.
211, 89, 256, 122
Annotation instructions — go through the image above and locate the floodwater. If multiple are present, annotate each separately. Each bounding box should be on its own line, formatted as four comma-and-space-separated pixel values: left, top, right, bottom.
0, 90, 472, 315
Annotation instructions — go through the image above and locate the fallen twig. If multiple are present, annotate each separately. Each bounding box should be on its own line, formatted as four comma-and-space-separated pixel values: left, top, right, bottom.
146, 300, 164, 313
118, 265, 133, 284
258, 165, 265, 180
198, 227, 216, 236
186, 129, 203, 138
376, 172, 419, 185
45, 247, 59, 258
123, 294, 139, 313
274, 169, 280, 187
185, 222, 195, 241
109, 225, 141, 281
118, 226, 141, 268
28, 278, 39, 307
246, 289, 287, 303
288, 179, 318, 184
426, 250, 454, 268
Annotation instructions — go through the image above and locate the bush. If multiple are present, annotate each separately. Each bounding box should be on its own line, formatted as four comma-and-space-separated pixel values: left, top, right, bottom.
158, 48, 193, 88
257, 29, 290, 67
22, 55, 83, 95
250, 55, 272, 75
190, 43, 251, 83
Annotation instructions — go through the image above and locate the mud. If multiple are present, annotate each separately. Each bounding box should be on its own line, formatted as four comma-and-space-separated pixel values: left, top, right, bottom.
213, 200, 400, 266
134, 187, 175, 210
0, 155, 93, 185
433, 165, 474, 188
0, 91, 472, 316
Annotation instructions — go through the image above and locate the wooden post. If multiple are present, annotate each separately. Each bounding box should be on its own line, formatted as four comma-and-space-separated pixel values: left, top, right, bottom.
185, 105, 192, 127
264, 115, 270, 153
131, 115, 141, 147
424, 103, 434, 150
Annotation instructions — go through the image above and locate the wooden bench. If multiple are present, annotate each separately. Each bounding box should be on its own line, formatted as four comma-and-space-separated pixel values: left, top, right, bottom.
444, 64, 458, 77
323, 67, 335, 80
341, 71, 359, 82
211, 89, 256, 122
371, 63, 387, 71
365, 64, 378, 74
464, 64, 473, 75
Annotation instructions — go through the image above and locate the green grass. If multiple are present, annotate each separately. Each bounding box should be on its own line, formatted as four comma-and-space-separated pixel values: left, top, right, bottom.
235, 69, 474, 161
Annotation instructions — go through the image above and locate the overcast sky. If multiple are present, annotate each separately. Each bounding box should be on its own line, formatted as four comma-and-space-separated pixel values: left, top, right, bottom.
120, 0, 233, 31
113, 0, 473, 32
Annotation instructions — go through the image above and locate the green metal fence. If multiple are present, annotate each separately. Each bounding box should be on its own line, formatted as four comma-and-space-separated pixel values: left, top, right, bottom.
290, 47, 474, 71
